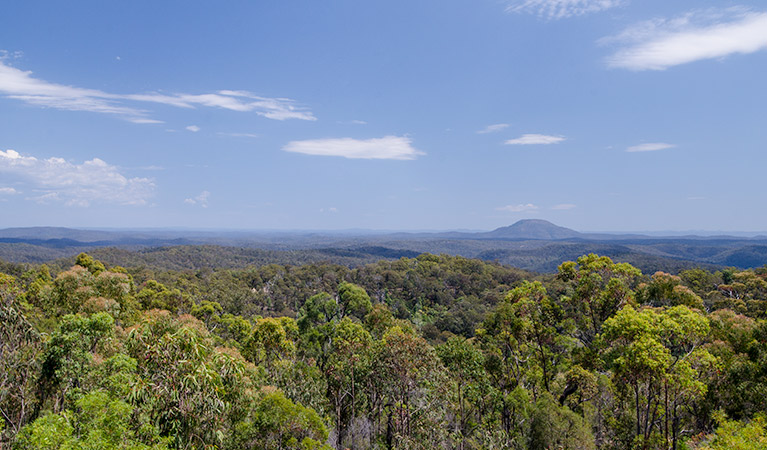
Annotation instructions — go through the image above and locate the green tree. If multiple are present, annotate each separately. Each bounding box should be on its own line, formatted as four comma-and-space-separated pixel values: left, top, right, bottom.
325, 317, 372, 450
692, 413, 767, 450
338, 282, 372, 320
436, 336, 492, 450
38, 313, 116, 414
0, 273, 42, 445
528, 392, 595, 450
371, 326, 449, 449
14, 391, 169, 450
638, 271, 704, 310
602, 305, 713, 449
126, 311, 238, 448
226, 387, 332, 450
297, 292, 339, 370
75, 253, 106, 276
558, 254, 641, 347
135, 280, 191, 314
246, 317, 296, 369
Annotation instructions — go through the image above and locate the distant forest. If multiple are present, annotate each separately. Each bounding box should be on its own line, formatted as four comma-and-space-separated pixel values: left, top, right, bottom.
4, 220, 767, 274
3, 249, 767, 449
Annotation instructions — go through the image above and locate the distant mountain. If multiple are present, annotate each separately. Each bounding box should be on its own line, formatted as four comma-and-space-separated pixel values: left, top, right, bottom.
2, 221, 767, 272
480, 219, 583, 240
0, 227, 119, 242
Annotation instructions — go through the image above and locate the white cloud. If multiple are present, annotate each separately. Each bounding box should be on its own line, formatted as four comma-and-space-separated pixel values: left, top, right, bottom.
551, 203, 577, 210
626, 142, 675, 152
477, 123, 510, 134
496, 203, 540, 212
185, 125, 200, 132
0, 50, 24, 60
283, 136, 424, 160
217, 132, 259, 138
604, 9, 767, 70
0, 149, 154, 206
0, 60, 316, 122
505, 134, 566, 145
0, 187, 19, 195
184, 190, 210, 208
506, 0, 623, 19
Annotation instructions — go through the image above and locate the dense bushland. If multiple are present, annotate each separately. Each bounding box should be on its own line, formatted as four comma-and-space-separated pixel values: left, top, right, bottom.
2, 252, 767, 449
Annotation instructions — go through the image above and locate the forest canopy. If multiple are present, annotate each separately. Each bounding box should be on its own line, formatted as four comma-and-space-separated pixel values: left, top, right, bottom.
3, 251, 767, 449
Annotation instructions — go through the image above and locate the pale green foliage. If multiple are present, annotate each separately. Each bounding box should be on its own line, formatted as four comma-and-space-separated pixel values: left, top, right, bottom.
127, 311, 229, 448
602, 305, 715, 448
135, 280, 190, 314
638, 272, 705, 310
247, 317, 296, 367
75, 253, 106, 276
371, 326, 450, 447
1, 273, 41, 444
226, 387, 331, 450
40, 313, 116, 412
50, 261, 134, 319
557, 254, 642, 360
693, 413, 767, 450
338, 282, 372, 320
528, 393, 595, 450
436, 336, 493, 449
14, 391, 169, 450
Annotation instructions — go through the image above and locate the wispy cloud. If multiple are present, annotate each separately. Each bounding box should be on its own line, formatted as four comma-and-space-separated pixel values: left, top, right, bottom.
505, 134, 566, 145
217, 132, 259, 138
0, 59, 316, 122
604, 9, 767, 70
551, 203, 577, 210
496, 203, 540, 212
185, 125, 200, 132
0, 149, 154, 206
626, 142, 675, 152
0, 187, 19, 195
477, 123, 510, 134
283, 136, 424, 160
0, 50, 24, 60
506, 0, 623, 19
184, 190, 210, 208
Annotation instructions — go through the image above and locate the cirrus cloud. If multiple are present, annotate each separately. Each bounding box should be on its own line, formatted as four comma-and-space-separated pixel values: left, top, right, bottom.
0, 59, 316, 122
506, 0, 623, 19
283, 136, 424, 160
477, 123, 510, 134
184, 190, 210, 208
505, 134, 566, 145
626, 142, 675, 152
496, 203, 540, 212
0, 149, 154, 206
604, 9, 767, 70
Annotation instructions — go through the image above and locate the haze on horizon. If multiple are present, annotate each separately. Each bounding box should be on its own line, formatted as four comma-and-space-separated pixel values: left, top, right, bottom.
1, 1, 766, 233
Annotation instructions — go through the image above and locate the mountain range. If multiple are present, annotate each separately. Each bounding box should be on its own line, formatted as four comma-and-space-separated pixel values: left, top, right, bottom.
2, 220, 767, 273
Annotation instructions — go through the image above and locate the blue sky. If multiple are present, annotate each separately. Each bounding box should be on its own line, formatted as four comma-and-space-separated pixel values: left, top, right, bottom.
1, 0, 766, 232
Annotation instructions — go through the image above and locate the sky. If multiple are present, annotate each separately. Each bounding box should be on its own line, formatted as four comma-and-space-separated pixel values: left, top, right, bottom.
1, 0, 766, 232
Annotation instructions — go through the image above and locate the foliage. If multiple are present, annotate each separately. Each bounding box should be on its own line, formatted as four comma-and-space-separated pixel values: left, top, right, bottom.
691, 413, 767, 450
4, 251, 767, 450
